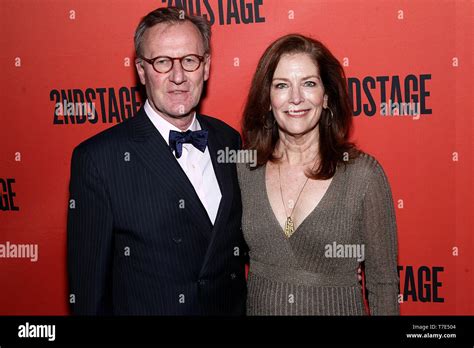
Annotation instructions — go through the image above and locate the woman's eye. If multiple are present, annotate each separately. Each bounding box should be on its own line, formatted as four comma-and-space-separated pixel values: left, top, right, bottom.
304, 81, 317, 87
274, 83, 287, 89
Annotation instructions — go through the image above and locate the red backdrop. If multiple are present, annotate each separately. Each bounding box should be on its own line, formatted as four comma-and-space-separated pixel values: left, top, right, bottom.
0, 0, 472, 315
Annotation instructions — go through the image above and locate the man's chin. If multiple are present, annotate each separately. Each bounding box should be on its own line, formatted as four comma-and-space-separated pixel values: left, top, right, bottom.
148, 99, 195, 119
169, 111, 194, 119
159, 108, 195, 120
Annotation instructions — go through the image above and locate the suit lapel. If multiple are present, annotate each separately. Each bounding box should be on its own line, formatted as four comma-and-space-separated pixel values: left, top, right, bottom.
127, 108, 212, 238
197, 115, 234, 272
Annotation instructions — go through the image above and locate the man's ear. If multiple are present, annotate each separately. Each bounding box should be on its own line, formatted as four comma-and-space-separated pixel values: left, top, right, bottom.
135, 58, 146, 85
203, 54, 211, 82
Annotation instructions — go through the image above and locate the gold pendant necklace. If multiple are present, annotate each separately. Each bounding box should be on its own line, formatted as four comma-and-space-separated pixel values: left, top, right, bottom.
284, 216, 295, 238
278, 163, 312, 238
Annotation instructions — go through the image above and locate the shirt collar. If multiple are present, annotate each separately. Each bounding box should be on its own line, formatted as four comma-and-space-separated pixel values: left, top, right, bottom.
144, 99, 200, 146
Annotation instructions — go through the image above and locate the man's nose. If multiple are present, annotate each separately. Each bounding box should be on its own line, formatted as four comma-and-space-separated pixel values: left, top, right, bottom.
169, 60, 187, 84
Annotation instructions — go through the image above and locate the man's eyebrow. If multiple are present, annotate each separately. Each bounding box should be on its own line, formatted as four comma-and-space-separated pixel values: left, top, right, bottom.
272, 75, 321, 81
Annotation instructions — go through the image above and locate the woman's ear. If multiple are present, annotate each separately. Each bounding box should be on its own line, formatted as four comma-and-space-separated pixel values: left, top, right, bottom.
323, 95, 328, 108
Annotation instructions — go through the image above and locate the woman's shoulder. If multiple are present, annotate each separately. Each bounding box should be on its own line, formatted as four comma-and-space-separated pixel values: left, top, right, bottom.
350, 151, 381, 169
342, 150, 390, 182
236, 162, 263, 187
236, 161, 251, 177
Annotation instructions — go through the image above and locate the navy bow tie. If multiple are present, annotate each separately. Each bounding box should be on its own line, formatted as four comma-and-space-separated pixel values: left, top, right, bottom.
169, 129, 208, 158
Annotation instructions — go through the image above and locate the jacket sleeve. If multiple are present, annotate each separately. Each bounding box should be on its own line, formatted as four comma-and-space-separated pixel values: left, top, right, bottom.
361, 161, 400, 315
67, 145, 114, 315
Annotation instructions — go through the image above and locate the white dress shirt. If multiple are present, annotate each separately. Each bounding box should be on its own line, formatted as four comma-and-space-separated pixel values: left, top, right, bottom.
144, 100, 222, 224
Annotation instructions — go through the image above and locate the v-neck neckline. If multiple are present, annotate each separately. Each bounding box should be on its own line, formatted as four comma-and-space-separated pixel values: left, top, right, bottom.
262, 162, 343, 240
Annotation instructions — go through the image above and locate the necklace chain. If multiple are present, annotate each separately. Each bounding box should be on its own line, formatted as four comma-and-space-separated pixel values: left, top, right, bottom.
278, 161, 316, 238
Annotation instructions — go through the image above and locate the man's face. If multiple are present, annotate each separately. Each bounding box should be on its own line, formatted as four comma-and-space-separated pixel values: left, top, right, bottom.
136, 21, 210, 125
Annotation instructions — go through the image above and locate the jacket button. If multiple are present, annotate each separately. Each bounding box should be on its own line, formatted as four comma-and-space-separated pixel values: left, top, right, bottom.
198, 279, 207, 285
230, 273, 236, 280
172, 237, 182, 243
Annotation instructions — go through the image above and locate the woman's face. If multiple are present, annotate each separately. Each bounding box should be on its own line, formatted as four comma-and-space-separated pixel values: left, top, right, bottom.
270, 53, 327, 136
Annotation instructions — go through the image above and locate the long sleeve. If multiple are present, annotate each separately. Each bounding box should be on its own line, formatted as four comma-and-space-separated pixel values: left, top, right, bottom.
361, 161, 400, 315
67, 145, 114, 315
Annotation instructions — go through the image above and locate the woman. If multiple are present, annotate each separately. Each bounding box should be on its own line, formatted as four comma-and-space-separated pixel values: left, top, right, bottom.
238, 34, 399, 315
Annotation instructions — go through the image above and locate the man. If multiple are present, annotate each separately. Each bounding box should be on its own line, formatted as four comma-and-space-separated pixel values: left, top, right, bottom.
67, 7, 247, 315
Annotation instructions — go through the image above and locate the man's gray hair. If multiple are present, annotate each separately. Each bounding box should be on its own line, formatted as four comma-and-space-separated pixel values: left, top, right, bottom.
134, 7, 211, 57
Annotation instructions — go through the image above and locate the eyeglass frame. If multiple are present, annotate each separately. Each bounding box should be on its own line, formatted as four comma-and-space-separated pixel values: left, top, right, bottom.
138, 54, 207, 74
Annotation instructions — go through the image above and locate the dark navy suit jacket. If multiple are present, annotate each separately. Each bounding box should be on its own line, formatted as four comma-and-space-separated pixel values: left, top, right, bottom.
67, 107, 247, 315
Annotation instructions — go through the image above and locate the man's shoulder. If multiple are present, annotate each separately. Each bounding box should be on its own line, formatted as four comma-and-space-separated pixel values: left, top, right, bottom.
73, 114, 139, 155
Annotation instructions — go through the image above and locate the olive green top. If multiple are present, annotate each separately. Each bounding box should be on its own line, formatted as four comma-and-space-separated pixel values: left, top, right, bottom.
237, 152, 400, 315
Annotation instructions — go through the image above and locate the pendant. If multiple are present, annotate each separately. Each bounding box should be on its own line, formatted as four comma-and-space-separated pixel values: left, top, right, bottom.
284, 216, 295, 238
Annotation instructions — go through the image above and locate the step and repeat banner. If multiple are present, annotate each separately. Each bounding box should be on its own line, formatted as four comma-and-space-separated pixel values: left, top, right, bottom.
0, 0, 472, 315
